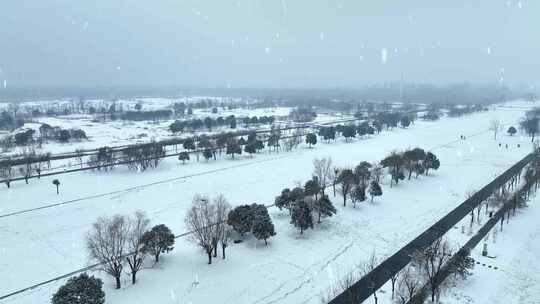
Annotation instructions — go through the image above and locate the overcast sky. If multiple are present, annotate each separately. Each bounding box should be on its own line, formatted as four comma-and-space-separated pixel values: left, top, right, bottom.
0, 0, 538, 88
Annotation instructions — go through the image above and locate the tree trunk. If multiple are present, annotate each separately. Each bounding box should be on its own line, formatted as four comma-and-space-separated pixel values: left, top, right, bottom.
264, 238, 268, 246
115, 275, 121, 289
56, 185, 59, 194
343, 193, 346, 207
207, 250, 212, 264
155, 253, 160, 263
132, 272, 137, 284
222, 244, 226, 259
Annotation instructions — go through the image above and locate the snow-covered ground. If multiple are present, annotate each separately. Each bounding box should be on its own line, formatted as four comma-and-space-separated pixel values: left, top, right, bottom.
0, 101, 535, 304
2, 98, 347, 156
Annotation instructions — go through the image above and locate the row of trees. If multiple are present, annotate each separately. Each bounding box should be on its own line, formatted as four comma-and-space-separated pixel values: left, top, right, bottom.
184, 194, 276, 264
1, 124, 87, 149
321, 238, 473, 304
86, 212, 175, 289
380, 149, 440, 187
169, 115, 276, 133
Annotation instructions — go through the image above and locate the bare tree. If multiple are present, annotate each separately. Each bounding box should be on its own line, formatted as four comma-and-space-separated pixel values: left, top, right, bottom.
395, 266, 421, 304
313, 157, 333, 196
371, 163, 384, 184
0, 164, 12, 188
185, 195, 217, 264
212, 194, 230, 258
86, 215, 129, 289
361, 251, 380, 304
126, 211, 150, 284
319, 267, 362, 304
413, 237, 452, 302
489, 119, 503, 140
220, 224, 233, 259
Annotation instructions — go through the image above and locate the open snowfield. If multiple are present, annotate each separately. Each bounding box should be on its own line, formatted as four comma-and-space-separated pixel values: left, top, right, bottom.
0, 101, 536, 304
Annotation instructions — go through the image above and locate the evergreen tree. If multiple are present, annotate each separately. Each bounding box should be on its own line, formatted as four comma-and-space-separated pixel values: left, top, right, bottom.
52, 273, 105, 304
342, 125, 356, 142
350, 185, 366, 208
313, 195, 337, 223
141, 224, 175, 263
274, 188, 292, 213
226, 142, 242, 159
369, 181, 383, 202
203, 148, 213, 161
305, 133, 317, 147
227, 205, 253, 236
507, 126, 517, 136
337, 169, 356, 206
183, 138, 196, 151
290, 200, 313, 234
354, 161, 372, 187
400, 116, 411, 128
381, 152, 405, 187
244, 142, 257, 156
178, 151, 190, 164
53, 179, 60, 194
424, 152, 440, 175
252, 206, 276, 245
304, 179, 321, 200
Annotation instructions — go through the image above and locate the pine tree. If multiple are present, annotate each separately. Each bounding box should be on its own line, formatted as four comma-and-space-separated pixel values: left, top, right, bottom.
226, 142, 242, 159
252, 206, 276, 245
313, 195, 337, 223
304, 179, 321, 200
52, 273, 105, 304
274, 188, 292, 212
305, 133, 317, 147
227, 205, 253, 236
203, 148, 213, 161
369, 181, 383, 202
178, 151, 190, 164
290, 200, 313, 234
141, 224, 175, 263
424, 152, 440, 175
244, 142, 257, 156
350, 185, 366, 208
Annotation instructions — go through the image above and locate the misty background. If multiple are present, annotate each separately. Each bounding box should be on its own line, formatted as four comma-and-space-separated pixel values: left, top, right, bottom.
0, 0, 538, 89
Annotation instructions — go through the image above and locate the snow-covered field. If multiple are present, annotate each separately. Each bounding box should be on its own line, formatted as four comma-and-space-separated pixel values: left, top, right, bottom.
2, 97, 348, 156
0, 101, 535, 304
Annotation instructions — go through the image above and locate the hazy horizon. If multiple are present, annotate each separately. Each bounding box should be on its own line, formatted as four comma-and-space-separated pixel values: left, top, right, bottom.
1, 0, 538, 88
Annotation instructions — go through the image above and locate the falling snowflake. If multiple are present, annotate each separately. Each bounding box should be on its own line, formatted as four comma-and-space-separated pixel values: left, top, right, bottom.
264, 47, 270, 54
3, 80, 6, 89
320, 32, 325, 41
518, 1, 523, 8
487, 47, 491, 55
381, 48, 388, 64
